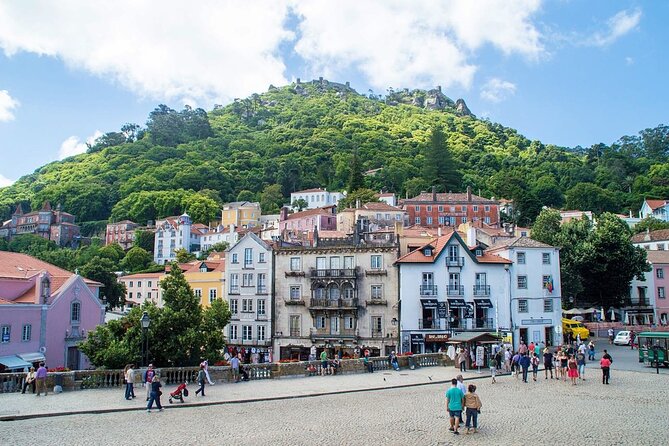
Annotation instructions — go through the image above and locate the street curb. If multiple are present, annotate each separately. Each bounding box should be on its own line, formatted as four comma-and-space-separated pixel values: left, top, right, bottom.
0, 369, 505, 422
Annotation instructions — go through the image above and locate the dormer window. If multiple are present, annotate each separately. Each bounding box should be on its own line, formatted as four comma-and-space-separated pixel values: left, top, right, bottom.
41, 276, 51, 303
199, 263, 208, 272
424, 248, 432, 257
475, 249, 483, 256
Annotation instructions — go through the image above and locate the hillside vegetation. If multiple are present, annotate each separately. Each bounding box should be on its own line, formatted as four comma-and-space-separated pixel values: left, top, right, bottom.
1, 81, 667, 228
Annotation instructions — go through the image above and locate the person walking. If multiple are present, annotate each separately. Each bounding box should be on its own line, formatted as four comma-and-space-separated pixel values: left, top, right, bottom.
195, 364, 206, 397
608, 328, 614, 344
576, 350, 586, 380
21, 367, 36, 394
504, 348, 511, 373
511, 352, 521, 379
588, 341, 596, 361
463, 384, 482, 434
144, 364, 156, 401
602, 349, 613, 363
35, 362, 47, 396
629, 330, 636, 350
231, 353, 241, 382
146, 375, 163, 412
445, 378, 465, 435
201, 359, 214, 385
567, 355, 579, 385
124, 364, 136, 400
560, 350, 569, 381
518, 340, 528, 356
457, 348, 467, 373
519, 353, 530, 383
488, 356, 497, 384
531, 353, 540, 381
320, 350, 329, 376
600, 355, 612, 384
543, 348, 554, 379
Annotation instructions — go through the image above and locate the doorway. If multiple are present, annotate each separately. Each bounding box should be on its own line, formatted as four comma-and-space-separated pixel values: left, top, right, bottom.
67, 346, 80, 370
519, 328, 528, 345
545, 326, 554, 346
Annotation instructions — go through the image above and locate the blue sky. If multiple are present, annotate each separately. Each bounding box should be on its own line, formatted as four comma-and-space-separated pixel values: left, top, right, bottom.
0, 1, 667, 187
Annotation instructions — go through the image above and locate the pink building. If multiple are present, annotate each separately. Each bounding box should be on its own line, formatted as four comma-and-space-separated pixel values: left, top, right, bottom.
279, 205, 337, 234
649, 251, 669, 325
0, 201, 81, 247
0, 252, 104, 371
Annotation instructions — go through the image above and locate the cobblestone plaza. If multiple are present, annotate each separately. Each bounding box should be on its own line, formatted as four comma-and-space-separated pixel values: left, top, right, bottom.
3, 367, 668, 446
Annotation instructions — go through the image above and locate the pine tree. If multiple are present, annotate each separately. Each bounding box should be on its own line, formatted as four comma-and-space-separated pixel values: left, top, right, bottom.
347, 150, 365, 193
423, 126, 461, 192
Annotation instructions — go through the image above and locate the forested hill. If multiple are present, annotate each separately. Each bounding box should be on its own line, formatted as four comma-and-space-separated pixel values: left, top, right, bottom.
1, 80, 668, 231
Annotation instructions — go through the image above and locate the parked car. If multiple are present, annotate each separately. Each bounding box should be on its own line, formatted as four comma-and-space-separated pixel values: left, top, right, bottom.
614, 330, 631, 346
562, 318, 590, 340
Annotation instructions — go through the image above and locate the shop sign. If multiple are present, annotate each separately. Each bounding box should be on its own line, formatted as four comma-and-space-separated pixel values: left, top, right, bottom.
425, 334, 450, 342
410, 334, 424, 342
437, 302, 448, 318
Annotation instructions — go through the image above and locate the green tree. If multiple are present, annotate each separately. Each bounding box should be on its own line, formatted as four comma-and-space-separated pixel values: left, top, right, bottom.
174, 248, 196, 263
259, 184, 284, 214
565, 183, 617, 214
347, 150, 365, 193
120, 246, 154, 272
184, 193, 219, 224
133, 230, 155, 252
291, 198, 309, 211
422, 126, 461, 192
633, 217, 669, 234
337, 188, 379, 209
531, 208, 562, 246
80, 256, 126, 309
236, 190, 256, 202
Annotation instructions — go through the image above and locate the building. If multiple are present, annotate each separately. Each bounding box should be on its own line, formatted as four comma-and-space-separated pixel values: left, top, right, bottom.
273, 232, 399, 360
120, 272, 164, 308
221, 201, 261, 228
460, 222, 530, 248
559, 210, 594, 224
153, 214, 204, 264
627, 251, 669, 326
258, 214, 280, 241
376, 192, 397, 207
0, 252, 104, 371
640, 199, 669, 222
401, 187, 500, 229
0, 202, 81, 247
486, 237, 563, 349
171, 256, 226, 308
105, 220, 139, 250
225, 233, 273, 362
199, 225, 240, 252
279, 205, 337, 234
336, 202, 407, 234
290, 188, 345, 210
632, 229, 669, 251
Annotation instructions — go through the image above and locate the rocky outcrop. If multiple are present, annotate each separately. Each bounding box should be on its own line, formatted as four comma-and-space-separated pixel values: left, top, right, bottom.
455, 98, 472, 116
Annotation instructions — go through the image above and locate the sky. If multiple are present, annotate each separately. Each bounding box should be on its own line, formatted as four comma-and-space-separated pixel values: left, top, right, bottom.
0, 1, 667, 187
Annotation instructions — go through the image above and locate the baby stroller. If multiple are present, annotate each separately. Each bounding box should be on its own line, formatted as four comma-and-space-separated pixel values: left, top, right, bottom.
168, 382, 189, 404
240, 366, 250, 382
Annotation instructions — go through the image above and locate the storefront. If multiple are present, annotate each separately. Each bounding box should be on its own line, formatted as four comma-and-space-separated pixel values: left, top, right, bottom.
447, 332, 501, 369
424, 333, 450, 353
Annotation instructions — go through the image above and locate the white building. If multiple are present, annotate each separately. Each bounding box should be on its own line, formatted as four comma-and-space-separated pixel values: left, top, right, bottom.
377, 192, 397, 207
153, 214, 205, 264
224, 233, 273, 362
640, 199, 669, 222
259, 214, 280, 241
486, 237, 563, 349
120, 272, 165, 308
199, 224, 240, 252
632, 229, 669, 251
290, 188, 346, 210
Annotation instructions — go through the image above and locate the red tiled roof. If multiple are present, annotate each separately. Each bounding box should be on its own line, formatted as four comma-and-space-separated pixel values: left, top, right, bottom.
645, 199, 668, 210
403, 192, 497, 204
285, 206, 336, 221
360, 202, 403, 211
120, 272, 165, 280
646, 251, 669, 264
0, 252, 99, 289
632, 229, 669, 243
396, 230, 511, 264
293, 188, 325, 194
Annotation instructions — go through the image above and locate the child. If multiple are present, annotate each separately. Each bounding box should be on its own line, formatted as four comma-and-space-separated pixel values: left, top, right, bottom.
531, 353, 540, 381
488, 356, 497, 384
464, 384, 482, 434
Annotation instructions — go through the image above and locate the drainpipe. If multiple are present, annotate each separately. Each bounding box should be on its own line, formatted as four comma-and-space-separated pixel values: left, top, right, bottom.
505, 263, 514, 350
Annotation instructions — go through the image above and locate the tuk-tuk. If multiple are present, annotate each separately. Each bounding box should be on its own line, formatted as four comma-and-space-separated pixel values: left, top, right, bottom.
638, 332, 669, 367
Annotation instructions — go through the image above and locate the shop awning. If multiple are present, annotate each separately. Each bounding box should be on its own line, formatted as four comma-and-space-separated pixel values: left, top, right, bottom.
448, 299, 467, 309
474, 299, 493, 309
447, 332, 501, 344
420, 299, 438, 309
0, 355, 32, 370
17, 352, 45, 363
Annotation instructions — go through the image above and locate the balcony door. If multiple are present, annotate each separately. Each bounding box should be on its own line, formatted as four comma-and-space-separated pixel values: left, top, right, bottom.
448, 245, 459, 261
449, 273, 460, 288
475, 273, 487, 287
422, 272, 434, 287
330, 316, 340, 335
330, 256, 340, 270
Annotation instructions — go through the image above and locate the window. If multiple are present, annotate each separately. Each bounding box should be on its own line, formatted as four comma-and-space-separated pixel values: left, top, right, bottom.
244, 248, 253, 267
371, 316, 382, 334
290, 257, 301, 271
659, 287, 666, 299
344, 316, 354, 330
542, 253, 551, 264
229, 274, 239, 292
438, 206, 444, 212
484, 205, 490, 212
344, 256, 354, 269
544, 299, 553, 312
22, 324, 31, 342
415, 206, 420, 211
315, 315, 326, 329
518, 299, 528, 313
395, 214, 402, 221
71, 302, 81, 323
128, 292, 133, 299
371, 285, 382, 299
1, 325, 10, 343
242, 299, 254, 313
257, 325, 266, 341
371, 255, 382, 270
426, 205, 432, 212
438, 216, 445, 225
242, 325, 252, 341
257, 299, 266, 316
426, 216, 433, 225
290, 315, 301, 337
290, 286, 301, 300
517, 275, 528, 289
414, 217, 421, 225
194, 289, 202, 298
129, 281, 133, 288
517, 252, 526, 264
242, 273, 254, 287
230, 299, 238, 315
385, 214, 391, 220
543, 275, 552, 290
209, 289, 217, 302
137, 292, 142, 299
450, 206, 455, 212
147, 292, 152, 299
232, 253, 238, 264
461, 217, 467, 224
258, 252, 266, 263
473, 205, 478, 212
257, 273, 267, 292
148, 281, 152, 287
658, 268, 665, 279
658, 244, 666, 251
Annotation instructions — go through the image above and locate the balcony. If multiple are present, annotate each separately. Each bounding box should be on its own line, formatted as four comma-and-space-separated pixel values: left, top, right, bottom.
365, 269, 388, 276
365, 299, 388, 306
310, 268, 359, 279
474, 318, 495, 330
370, 330, 384, 338
446, 285, 464, 296
418, 319, 444, 330
310, 298, 359, 309
624, 298, 650, 307
285, 298, 306, 306
473, 285, 491, 296
310, 327, 357, 339
256, 285, 268, 294
419, 285, 438, 296
445, 257, 464, 267
229, 285, 239, 294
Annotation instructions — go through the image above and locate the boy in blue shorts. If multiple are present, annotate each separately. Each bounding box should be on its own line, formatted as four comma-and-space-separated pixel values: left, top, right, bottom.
445, 378, 465, 435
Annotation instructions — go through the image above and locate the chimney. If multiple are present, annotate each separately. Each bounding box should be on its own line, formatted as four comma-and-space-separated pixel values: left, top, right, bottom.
467, 227, 476, 246
432, 186, 437, 202
437, 85, 442, 92
280, 206, 289, 222
230, 223, 236, 235
467, 186, 472, 202
437, 227, 442, 237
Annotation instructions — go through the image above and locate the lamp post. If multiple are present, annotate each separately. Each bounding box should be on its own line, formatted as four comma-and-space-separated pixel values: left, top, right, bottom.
140, 311, 151, 367
504, 264, 514, 349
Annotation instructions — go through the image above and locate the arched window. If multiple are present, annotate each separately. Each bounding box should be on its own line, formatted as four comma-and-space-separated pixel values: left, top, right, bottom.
341, 282, 354, 300
314, 284, 326, 300
328, 283, 340, 300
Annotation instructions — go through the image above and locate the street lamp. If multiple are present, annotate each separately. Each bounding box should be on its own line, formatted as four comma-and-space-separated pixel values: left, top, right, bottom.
504, 263, 514, 349
140, 311, 151, 367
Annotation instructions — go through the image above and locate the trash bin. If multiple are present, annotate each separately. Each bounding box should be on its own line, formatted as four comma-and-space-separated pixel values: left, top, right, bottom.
408, 356, 416, 370
53, 373, 64, 393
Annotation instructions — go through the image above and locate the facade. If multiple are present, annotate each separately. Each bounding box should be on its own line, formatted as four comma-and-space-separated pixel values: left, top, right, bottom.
199, 225, 240, 252
153, 214, 202, 264
640, 199, 669, 222
225, 233, 273, 362
486, 237, 563, 349
290, 188, 345, 210
273, 235, 399, 360
460, 222, 530, 248
0, 252, 104, 371
336, 202, 407, 234
105, 220, 139, 250
174, 257, 226, 308
376, 193, 397, 207
559, 210, 594, 224
120, 272, 164, 308
632, 229, 669, 251
221, 201, 261, 228
258, 214, 280, 241
401, 187, 500, 229
0, 202, 81, 247
279, 206, 337, 233
627, 251, 669, 325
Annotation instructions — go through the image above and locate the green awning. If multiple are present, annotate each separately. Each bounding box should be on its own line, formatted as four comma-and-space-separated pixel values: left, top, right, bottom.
0, 355, 32, 370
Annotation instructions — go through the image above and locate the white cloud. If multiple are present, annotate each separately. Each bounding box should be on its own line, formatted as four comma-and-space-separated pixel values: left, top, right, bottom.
625, 56, 634, 65
588, 8, 641, 47
0, 89, 19, 122
0, 173, 15, 187
58, 130, 102, 160
480, 78, 517, 103
291, 0, 544, 91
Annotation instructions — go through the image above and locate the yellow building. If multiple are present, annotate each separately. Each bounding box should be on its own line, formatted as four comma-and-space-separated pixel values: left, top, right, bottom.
172, 255, 226, 307
221, 201, 261, 228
